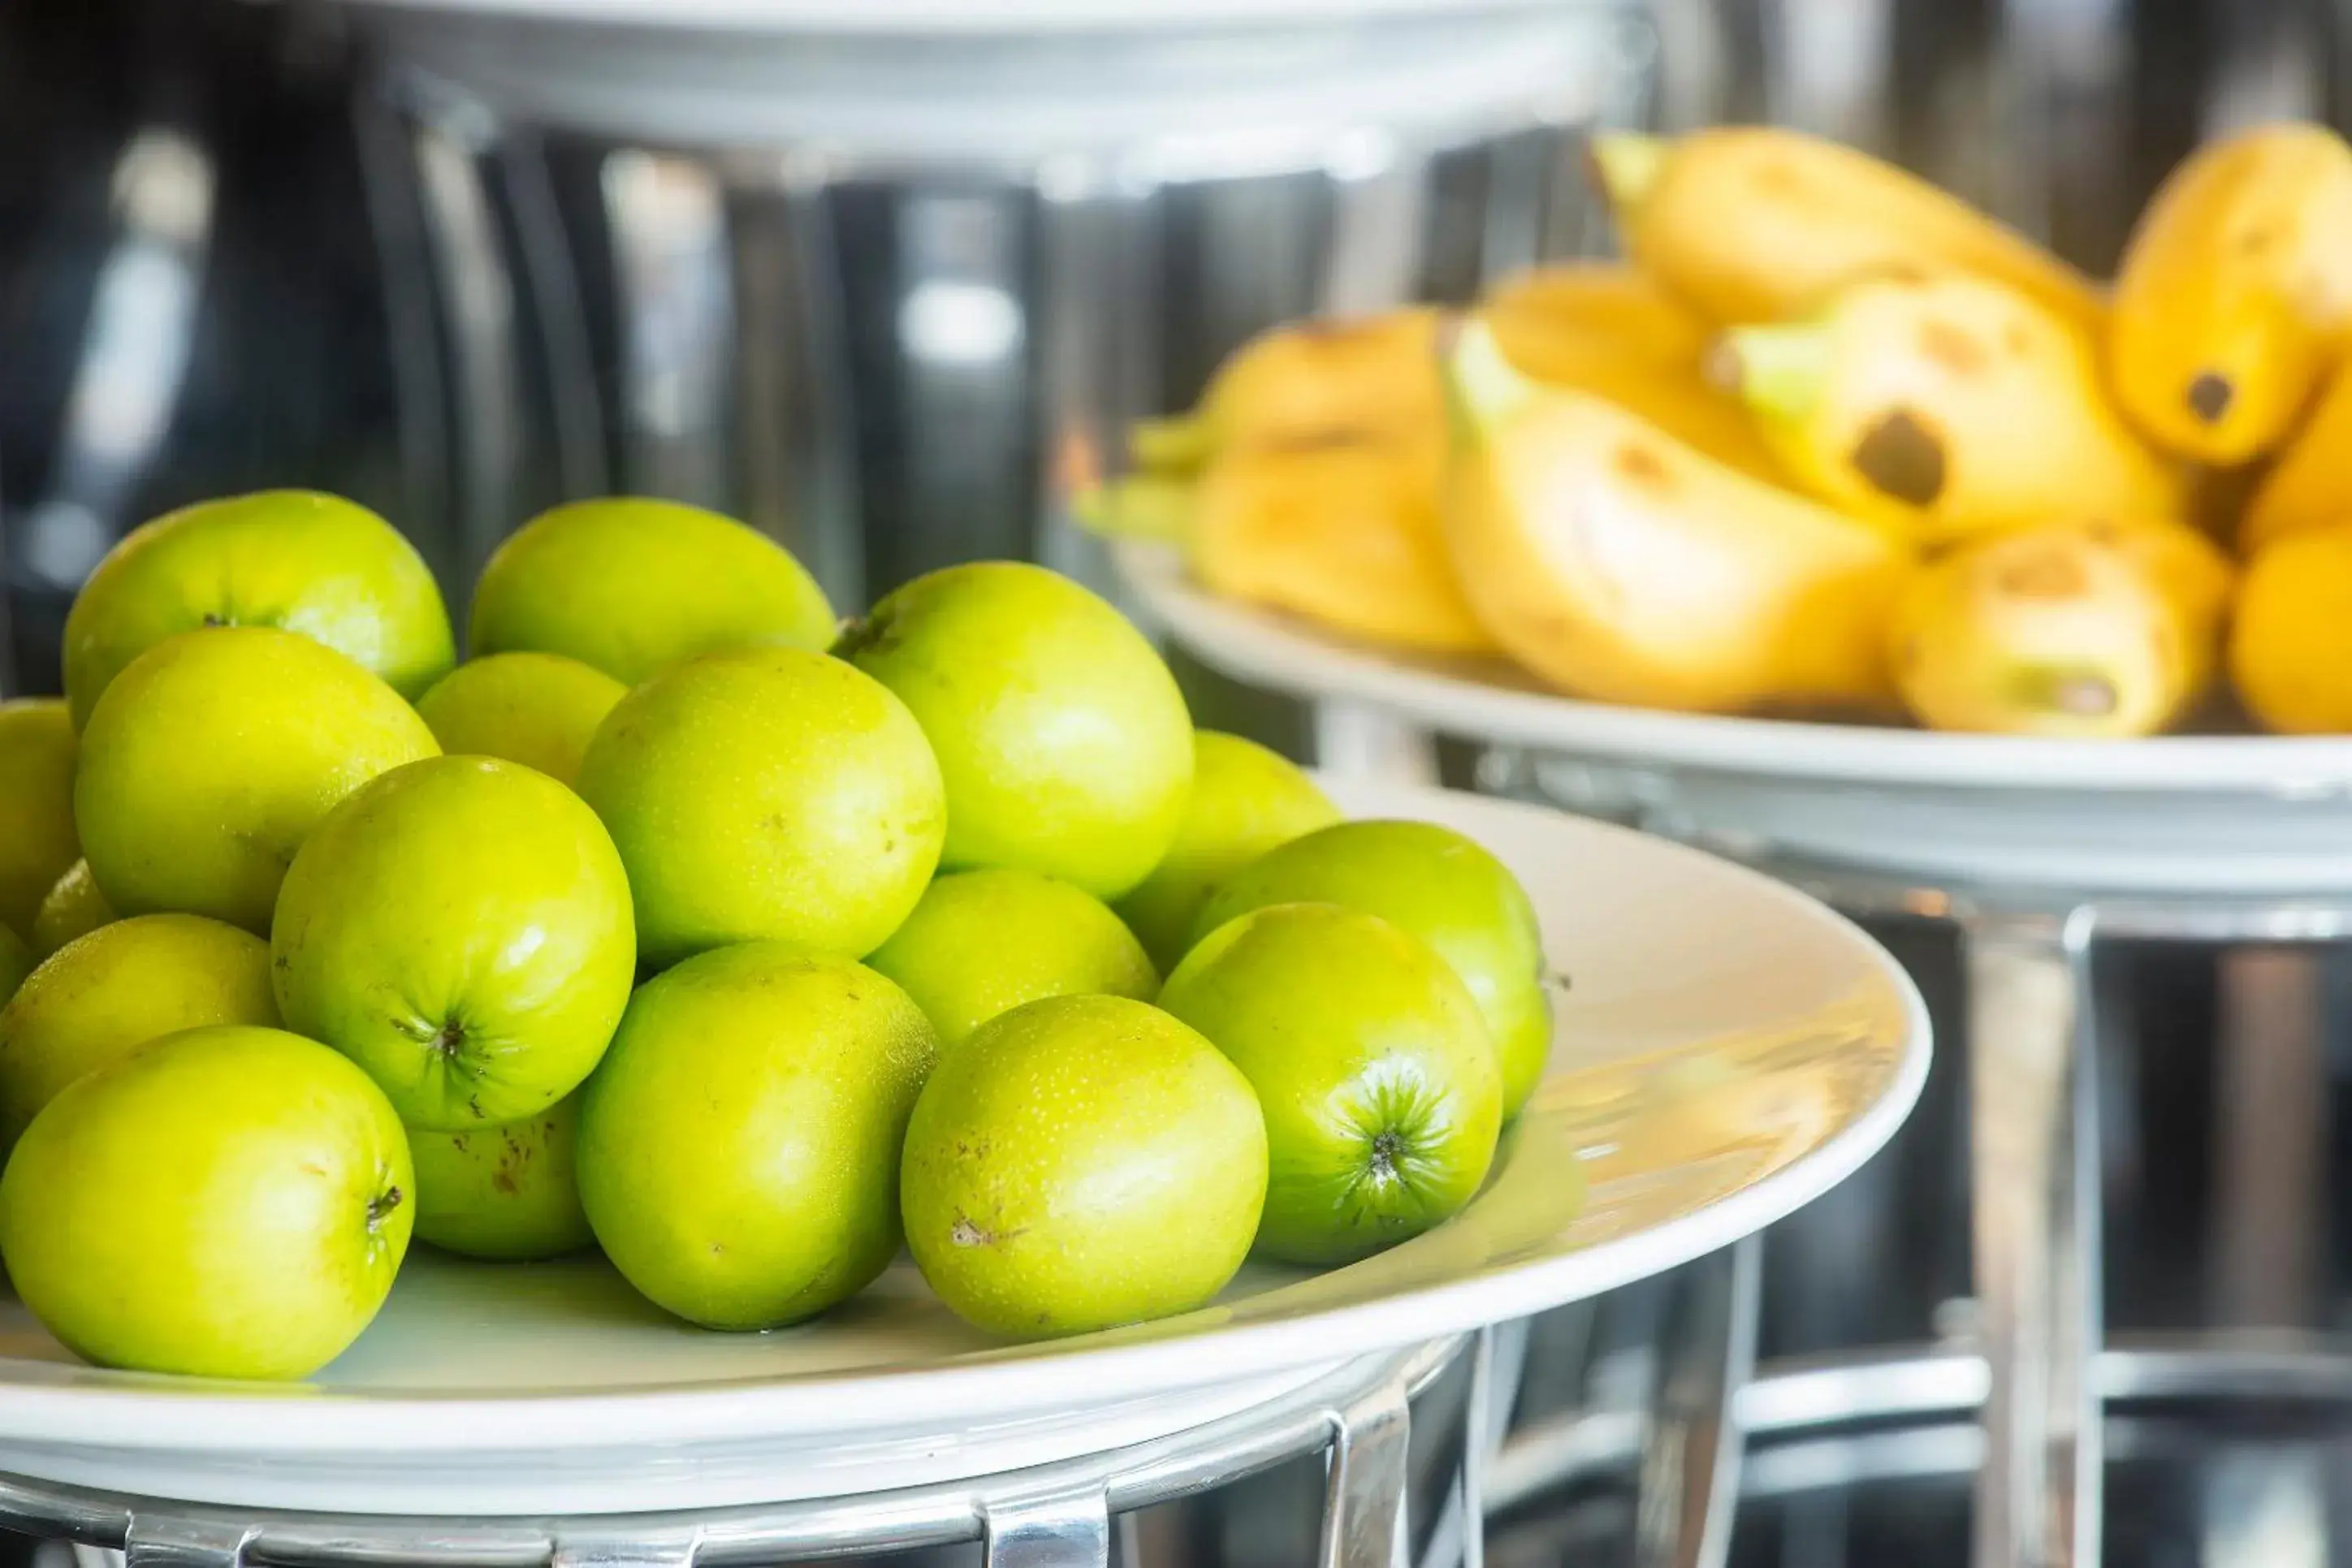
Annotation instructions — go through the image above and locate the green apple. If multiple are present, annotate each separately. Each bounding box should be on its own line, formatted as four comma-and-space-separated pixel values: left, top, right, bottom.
75, 627, 439, 932
867, 869, 1158, 1047
0, 913, 280, 1150
410, 1095, 593, 1261
0, 1024, 412, 1380
62, 490, 454, 731
1196, 820, 1552, 1117
469, 497, 836, 685
575, 647, 943, 968
576, 944, 938, 1329
413, 652, 629, 787
0, 699, 79, 944
1160, 903, 1501, 1265
273, 756, 634, 1130
1115, 732, 1339, 971
0, 927, 29, 1011
901, 994, 1265, 1337
838, 562, 1193, 900
32, 860, 117, 958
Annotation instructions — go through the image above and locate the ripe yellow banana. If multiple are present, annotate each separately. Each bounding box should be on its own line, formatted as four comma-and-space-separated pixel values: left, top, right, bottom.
1185, 427, 1497, 657
2099, 516, 2235, 671
1588, 127, 2102, 329
1481, 261, 1715, 370
2242, 357, 2352, 551
2231, 524, 2352, 732
1445, 318, 1909, 715
1890, 519, 2228, 737
2110, 122, 2352, 465
1478, 266, 1787, 482
1130, 307, 1442, 472
1716, 274, 2185, 544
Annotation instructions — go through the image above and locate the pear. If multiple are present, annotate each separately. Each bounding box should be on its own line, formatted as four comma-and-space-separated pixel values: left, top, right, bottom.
1444, 319, 1911, 716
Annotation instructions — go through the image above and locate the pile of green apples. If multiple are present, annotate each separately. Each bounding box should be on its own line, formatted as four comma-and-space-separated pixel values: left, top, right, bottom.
0, 490, 1552, 1380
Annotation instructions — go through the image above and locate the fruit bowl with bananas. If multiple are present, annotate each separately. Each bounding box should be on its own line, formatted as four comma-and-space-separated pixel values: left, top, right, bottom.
1098, 120, 2352, 895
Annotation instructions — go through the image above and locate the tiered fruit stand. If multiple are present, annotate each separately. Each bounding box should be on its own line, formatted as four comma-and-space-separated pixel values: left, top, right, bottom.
1126, 541, 2352, 1568
0, 780, 1925, 1568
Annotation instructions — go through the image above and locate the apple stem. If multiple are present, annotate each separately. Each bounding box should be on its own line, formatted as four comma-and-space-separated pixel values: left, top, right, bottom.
367, 1185, 404, 1234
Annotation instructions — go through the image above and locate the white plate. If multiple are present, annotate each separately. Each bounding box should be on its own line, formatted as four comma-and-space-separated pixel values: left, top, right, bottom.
347, 2, 1625, 174
0, 779, 1926, 1516
1120, 543, 2352, 897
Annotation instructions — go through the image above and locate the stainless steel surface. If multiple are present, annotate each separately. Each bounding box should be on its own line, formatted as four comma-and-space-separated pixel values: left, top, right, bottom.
341, 1, 1654, 619
1965, 913, 2100, 1568
1489, 1337, 2352, 1509
0, 1341, 1464, 1567
1635, 1238, 1757, 1568
1318, 1368, 1412, 1568
15, 127, 214, 603
2211, 951, 2327, 1329
983, 1488, 1113, 1568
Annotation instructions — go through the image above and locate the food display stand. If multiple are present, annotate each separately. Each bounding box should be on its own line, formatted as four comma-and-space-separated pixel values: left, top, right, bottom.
1124, 541, 2352, 1568
0, 780, 1926, 1568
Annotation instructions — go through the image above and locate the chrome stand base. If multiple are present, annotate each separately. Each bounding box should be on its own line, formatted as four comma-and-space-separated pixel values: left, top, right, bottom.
1464, 742, 2352, 1568
0, 1341, 1473, 1568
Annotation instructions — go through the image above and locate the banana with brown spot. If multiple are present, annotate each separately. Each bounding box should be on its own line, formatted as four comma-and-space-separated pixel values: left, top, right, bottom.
1445, 317, 1910, 715
1716, 274, 2186, 545
2110, 122, 2352, 465
1890, 518, 2230, 737
1587, 126, 2102, 330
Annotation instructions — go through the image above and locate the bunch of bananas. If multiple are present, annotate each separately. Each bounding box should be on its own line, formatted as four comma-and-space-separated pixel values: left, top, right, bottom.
1095, 120, 2352, 738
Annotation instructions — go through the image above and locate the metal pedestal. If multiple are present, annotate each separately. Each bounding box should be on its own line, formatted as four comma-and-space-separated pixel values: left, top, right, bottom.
1472, 748, 2352, 1568
4, 1340, 1471, 1568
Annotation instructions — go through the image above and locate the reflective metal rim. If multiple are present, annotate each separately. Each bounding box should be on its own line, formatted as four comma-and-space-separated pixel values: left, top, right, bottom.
0, 1339, 1464, 1568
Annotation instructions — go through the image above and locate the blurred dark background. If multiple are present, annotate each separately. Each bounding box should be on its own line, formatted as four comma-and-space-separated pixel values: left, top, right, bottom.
5, 0, 2324, 697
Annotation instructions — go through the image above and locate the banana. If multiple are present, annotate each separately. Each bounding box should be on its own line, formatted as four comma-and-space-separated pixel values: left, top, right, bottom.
1187, 427, 1498, 657
1716, 274, 2186, 544
1445, 317, 1909, 715
2242, 357, 2352, 551
2110, 122, 2352, 465
1478, 267, 1787, 482
1130, 307, 1442, 473
1588, 127, 2102, 329
1481, 261, 1715, 371
1890, 520, 2227, 737
2230, 524, 2352, 732
2099, 516, 2236, 680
